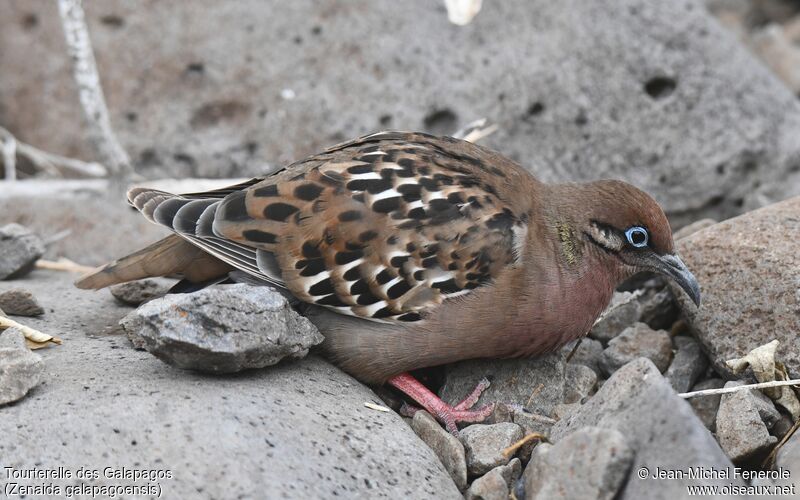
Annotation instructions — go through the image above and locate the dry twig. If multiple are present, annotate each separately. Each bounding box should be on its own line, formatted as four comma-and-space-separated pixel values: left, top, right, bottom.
0, 126, 107, 179
36, 258, 96, 275
502, 432, 548, 459
0, 315, 62, 350
57, 0, 132, 178
678, 379, 800, 399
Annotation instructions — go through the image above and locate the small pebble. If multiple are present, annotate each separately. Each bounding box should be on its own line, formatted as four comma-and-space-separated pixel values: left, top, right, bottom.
0, 288, 45, 317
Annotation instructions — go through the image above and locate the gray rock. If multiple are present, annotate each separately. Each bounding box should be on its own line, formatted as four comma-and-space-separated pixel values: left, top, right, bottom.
439, 353, 566, 418
4, 0, 800, 222
0, 288, 44, 316
460, 423, 524, 476
523, 427, 633, 500
120, 283, 323, 373
489, 407, 555, 463
665, 336, 708, 393
411, 410, 468, 491
775, 429, 800, 485
687, 378, 725, 431
598, 323, 672, 376
553, 358, 745, 499
589, 291, 641, 343
465, 458, 521, 500
770, 414, 795, 440
675, 196, 800, 378
716, 381, 779, 464
0, 224, 45, 280
673, 218, 717, 240
465, 469, 507, 500
0, 328, 44, 405
564, 337, 604, 375
110, 278, 174, 306
552, 403, 581, 421
563, 363, 597, 404
0, 271, 462, 498
637, 288, 680, 331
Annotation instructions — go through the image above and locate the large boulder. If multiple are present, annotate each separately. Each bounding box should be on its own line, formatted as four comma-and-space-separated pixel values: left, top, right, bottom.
674, 196, 800, 378
0, 271, 463, 498
2, 0, 800, 222
552, 358, 744, 500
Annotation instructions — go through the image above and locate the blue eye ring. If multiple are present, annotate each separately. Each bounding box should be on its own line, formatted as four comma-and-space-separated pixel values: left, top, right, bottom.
625, 226, 649, 248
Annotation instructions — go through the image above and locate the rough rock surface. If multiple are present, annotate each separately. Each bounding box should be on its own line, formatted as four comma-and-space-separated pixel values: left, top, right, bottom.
120, 284, 323, 373
687, 378, 725, 431
0, 327, 44, 405
439, 353, 566, 418
411, 410, 468, 491
589, 291, 642, 343
465, 458, 521, 500
0, 188, 167, 265
0, 288, 45, 316
0, 224, 45, 280
674, 196, 800, 378
552, 358, 744, 499
460, 423, 524, 476
563, 363, 597, 404
523, 427, 633, 500
0, 271, 463, 499
3, 0, 800, 222
598, 323, 672, 376
665, 335, 708, 393
110, 278, 174, 306
564, 337, 604, 375
673, 218, 717, 240
716, 381, 779, 464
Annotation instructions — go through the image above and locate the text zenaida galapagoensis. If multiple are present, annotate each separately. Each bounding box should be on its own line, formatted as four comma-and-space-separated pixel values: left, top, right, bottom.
77, 131, 700, 434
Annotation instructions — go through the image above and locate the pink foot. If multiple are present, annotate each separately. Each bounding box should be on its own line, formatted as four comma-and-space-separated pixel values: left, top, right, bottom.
389, 373, 495, 435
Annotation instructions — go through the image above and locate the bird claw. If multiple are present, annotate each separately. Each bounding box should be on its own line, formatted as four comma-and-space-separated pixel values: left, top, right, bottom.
388, 373, 496, 435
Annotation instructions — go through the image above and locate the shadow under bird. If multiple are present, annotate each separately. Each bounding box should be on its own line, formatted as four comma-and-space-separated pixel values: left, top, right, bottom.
76, 131, 701, 434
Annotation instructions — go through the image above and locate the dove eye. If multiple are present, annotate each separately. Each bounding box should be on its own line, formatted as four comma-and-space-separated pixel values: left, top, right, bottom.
625, 226, 649, 248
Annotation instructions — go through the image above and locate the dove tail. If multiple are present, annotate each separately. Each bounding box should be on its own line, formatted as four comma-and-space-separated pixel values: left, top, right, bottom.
74, 234, 231, 289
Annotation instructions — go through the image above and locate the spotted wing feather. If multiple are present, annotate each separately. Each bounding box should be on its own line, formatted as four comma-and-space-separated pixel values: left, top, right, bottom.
213, 131, 533, 323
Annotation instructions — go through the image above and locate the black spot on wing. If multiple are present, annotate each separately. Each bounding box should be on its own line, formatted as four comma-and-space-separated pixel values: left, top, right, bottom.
242, 229, 277, 244
253, 185, 279, 197
264, 202, 299, 222
294, 183, 324, 201
309, 278, 335, 296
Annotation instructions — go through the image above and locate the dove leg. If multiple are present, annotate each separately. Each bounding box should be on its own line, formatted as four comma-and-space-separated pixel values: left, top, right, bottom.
388, 372, 495, 435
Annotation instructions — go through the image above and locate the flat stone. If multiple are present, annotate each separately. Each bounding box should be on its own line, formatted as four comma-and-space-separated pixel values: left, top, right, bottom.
589, 291, 641, 343
120, 283, 324, 373
598, 323, 672, 376
716, 381, 778, 464
460, 423, 524, 476
665, 336, 708, 393
0, 224, 45, 280
523, 427, 633, 500
687, 378, 725, 431
411, 410, 468, 491
4, 0, 800, 223
553, 358, 744, 499
564, 337, 604, 375
465, 458, 521, 500
674, 196, 800, 379
563, 363, 597, 404
0, 270, 462, 498
110, 278, 174, 306
0, 288, 45, 316
0, 327, 44, 405
439, 353, 566, 418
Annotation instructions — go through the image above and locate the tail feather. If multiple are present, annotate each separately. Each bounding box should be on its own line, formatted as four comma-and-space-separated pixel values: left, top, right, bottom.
74, 234, 231, 289
76, 185, 284, 290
